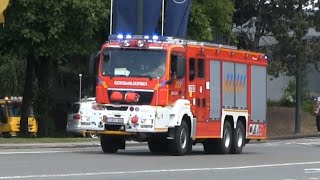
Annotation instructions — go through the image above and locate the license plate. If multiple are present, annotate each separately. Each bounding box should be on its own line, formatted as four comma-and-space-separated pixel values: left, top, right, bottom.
81, 122, 91, 125
106, 117, 124, 124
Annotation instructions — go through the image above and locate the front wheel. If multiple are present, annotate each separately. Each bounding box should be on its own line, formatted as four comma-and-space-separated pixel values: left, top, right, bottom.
169, 121, 191, 156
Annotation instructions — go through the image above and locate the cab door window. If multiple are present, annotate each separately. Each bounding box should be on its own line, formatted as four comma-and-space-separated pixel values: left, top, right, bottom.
197, 59, 204, 78
170, 53, 185, 79
0, 105, 7, 123
189, 58, 196, 81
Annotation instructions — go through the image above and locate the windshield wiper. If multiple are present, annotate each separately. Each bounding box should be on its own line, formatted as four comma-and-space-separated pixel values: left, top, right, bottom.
130, 75, 153, 80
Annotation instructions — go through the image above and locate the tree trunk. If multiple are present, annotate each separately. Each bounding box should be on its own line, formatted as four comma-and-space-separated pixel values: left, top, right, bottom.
295, 70, 301, 134
35, 59, 50, 137
253, 0, 266, 50
20, 55, 35, 137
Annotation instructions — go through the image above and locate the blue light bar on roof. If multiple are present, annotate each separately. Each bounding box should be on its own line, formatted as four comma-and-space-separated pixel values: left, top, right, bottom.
126, 35, 132, 39
108, 34, 177, 42
152, 35, 159, 40
117, 34, 123, 39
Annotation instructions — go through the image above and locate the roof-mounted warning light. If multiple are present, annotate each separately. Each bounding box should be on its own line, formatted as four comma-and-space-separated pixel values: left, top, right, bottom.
109, 34, 171, 42
117, 34, 123, 39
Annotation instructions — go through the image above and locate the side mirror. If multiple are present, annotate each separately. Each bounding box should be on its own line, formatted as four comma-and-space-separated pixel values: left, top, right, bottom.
89, 51, 100, 77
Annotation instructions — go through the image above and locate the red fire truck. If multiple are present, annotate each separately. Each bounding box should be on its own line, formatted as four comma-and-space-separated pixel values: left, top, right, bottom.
90, 34, 267, 156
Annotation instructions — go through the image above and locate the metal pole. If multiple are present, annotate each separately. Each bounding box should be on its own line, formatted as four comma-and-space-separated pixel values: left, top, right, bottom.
295, 70, 301, 134
137, 0, 143, 34
161, 0, 165, 36
110, 0, 114, 35
79, 74, 82, 101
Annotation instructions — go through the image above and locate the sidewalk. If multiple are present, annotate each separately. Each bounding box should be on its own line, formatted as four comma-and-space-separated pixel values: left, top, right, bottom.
0, 140, 146, 149
1, 133, 320, 149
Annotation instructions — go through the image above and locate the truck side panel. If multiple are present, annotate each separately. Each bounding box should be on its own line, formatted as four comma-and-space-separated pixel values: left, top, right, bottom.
222, 62, 235, 109
251, 65, 266, 122
209, 60, 221, 120
248, 65, 267, 138
235, 64, 247, 110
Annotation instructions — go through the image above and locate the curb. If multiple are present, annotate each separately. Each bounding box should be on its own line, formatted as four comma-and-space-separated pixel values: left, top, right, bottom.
0, 141, 147, 149
268, 133, 320, 140
1, 134, 320, 149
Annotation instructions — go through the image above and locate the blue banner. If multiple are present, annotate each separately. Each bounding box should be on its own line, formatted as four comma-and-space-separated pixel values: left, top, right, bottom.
113, 0, 162, 35
164, 0, 191, 38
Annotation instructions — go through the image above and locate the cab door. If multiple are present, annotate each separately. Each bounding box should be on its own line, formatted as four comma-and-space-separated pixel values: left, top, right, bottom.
167, 51, 186, 104
188, 58, 207, 121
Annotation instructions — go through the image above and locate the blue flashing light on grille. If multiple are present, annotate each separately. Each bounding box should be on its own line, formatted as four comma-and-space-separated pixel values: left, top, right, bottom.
264, 54, 268, 60
117, 34, 124, 39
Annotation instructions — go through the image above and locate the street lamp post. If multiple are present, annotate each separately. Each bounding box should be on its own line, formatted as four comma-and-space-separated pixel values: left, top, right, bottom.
79, 74, 82, 101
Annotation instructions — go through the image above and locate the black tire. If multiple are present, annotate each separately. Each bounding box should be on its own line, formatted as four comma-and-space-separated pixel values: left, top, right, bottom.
169, 121, 190, 156
230, 122, 245, 154
216, 121, 232, 154
148, 138, 168, 153
100, 135, 120, 153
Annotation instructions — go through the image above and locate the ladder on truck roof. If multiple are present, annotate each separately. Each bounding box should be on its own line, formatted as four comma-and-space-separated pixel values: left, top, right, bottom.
161, 37, 238, 50
108, 34, 238, 50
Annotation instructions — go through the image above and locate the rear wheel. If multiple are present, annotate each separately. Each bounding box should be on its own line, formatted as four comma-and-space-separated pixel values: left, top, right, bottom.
215, 121, 232, 154
100, 135, 124, 153
169, 121, 190, 156
230, 122, 245, 154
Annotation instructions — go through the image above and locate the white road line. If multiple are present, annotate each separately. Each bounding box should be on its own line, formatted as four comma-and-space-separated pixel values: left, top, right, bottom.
1, 161, 320, 179
305, 168, 320, 174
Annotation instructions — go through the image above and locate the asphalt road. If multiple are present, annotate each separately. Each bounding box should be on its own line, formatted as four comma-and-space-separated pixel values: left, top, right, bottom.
1, 138, 320, 180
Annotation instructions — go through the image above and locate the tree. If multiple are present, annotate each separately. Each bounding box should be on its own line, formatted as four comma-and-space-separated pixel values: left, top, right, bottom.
270, 0, 320, 133
233, 0, 298, 50
0, 0, 109, 137
188, 0, 234, 41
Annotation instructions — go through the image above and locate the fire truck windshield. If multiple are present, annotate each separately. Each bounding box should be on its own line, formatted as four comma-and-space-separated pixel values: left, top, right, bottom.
102, 49, 166, 78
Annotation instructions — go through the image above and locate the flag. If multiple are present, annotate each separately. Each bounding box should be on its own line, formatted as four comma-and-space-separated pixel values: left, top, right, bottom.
142, 0, 162, 34
113, 0, 162, 35
164, 0, 191, 38
0, 0, 9, 24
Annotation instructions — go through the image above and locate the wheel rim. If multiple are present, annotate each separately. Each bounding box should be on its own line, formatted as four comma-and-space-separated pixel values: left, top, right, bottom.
90, 133, 97, 138
224, 128, 231, 148
237, 128, 243, 147
180, 128, 187, 149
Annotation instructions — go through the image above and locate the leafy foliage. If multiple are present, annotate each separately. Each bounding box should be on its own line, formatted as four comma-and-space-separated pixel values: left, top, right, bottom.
188, 0, 234, 41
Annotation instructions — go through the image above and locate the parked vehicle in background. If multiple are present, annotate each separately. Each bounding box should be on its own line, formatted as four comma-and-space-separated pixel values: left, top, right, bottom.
66, 97, 105, 138
0, 96, 38, 137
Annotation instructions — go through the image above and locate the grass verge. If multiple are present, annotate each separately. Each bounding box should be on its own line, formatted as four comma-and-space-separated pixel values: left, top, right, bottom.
0, 137, 99, 144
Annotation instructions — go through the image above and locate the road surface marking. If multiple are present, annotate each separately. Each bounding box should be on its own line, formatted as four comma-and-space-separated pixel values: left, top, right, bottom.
1, 161, 320, 179
305, 169, 320, 174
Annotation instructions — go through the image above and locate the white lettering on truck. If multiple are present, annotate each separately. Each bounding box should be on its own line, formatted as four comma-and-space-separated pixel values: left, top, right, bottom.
114, 81, 148, 87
